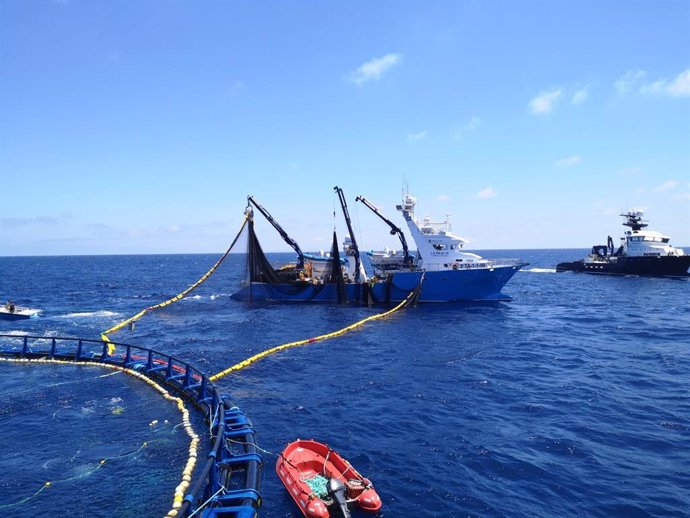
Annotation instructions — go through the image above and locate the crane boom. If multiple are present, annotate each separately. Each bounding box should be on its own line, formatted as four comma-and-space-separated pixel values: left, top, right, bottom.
355, 195, 412, 265
247, 196, 304, 269
333, 186, 362, 283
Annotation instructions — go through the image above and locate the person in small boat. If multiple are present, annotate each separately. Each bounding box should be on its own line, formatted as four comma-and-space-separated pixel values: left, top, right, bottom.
6, 300, 15, 313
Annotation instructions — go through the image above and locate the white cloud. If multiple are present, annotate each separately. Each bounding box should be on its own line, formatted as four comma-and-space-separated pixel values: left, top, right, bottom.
615, 69, 646, 96
676, 192, 690, 201
640, 80, 665, 95
350, 53, 402, 85
667, 69, 690, 96
0, 213, 72, 228
654, 180, 680, 192
407, 131, 427, 142
452, 115, 484, 140
616, 68, 690, 98
437, 194, 450, 202
529, 89, 562, 114
463, 116, 483, 131
556, 155, 581, 167
452, 116, 483, 140
641, 68, 690, 97
572, 86, 589, 105
476, 187, 497, 199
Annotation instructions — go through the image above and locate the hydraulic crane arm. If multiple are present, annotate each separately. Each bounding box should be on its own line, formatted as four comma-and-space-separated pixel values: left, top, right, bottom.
247, 196, 304, 269
333, 186, 362, 283
355, 195, 412, 265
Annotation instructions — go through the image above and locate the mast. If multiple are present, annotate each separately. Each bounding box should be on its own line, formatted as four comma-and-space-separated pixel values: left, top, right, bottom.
355, 195, 413, 265
621, 210, 648, 232
333, 186, 362, 283
247, 196, 304, 269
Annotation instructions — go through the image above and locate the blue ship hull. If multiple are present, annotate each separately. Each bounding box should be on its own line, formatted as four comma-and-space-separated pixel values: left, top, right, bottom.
231, 264, 524, 303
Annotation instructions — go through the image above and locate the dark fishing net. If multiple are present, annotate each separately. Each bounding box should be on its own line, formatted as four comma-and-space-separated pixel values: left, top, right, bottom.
325, 231, 347, 303
245, 219, 295, 284
243, 221, 347, 300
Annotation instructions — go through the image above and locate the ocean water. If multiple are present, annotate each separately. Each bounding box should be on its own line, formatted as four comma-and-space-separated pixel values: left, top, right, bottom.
1, 250, 689, 518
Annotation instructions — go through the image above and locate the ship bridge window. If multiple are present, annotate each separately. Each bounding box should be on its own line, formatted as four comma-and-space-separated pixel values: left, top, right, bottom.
662, 238, 669, 243
432, 243, 446, 250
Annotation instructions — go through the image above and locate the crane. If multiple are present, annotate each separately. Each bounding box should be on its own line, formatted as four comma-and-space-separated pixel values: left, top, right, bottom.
355, 195, 413, 266
247, 196, 304, 269
333, 186, 362, 283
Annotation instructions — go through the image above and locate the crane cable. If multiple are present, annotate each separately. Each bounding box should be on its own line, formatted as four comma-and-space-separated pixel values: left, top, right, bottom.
210, 273, 424, 381
101, 216, 248, 354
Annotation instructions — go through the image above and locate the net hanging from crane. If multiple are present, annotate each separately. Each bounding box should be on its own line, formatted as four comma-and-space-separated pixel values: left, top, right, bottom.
243, 219, 347, 301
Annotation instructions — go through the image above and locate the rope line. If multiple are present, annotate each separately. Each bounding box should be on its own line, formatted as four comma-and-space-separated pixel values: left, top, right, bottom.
226, 438, 278, 457
210, 273, 424, 381
0, 356, 199, 518
100, 216, 248, 353
0, 441, 152, 510
186, 486, 226, 518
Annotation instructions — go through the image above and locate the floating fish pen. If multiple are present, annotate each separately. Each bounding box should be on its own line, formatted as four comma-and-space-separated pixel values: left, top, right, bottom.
0, 333, 262, 518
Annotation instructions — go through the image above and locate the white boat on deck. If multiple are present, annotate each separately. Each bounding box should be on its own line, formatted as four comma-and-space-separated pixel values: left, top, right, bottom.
365, 247, 409, 273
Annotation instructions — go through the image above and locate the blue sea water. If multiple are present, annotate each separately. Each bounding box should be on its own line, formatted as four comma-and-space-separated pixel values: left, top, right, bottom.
1, 250, 689, 518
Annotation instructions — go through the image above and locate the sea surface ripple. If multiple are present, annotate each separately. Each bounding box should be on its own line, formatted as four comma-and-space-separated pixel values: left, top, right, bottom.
1, 250, 688, 517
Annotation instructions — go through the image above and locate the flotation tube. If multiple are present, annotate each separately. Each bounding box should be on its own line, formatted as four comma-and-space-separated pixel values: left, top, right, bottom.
276, 439, 382, 518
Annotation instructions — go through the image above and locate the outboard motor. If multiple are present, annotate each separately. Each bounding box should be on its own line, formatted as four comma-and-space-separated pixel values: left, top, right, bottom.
327, 478, 351, 518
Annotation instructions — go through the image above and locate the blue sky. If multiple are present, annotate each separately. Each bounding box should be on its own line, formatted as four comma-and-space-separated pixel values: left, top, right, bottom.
1, 0, 689, 256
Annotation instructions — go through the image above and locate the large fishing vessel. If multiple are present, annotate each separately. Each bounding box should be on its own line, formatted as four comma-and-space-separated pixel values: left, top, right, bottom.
556, 210, 690, 277
231, 189, 526, 303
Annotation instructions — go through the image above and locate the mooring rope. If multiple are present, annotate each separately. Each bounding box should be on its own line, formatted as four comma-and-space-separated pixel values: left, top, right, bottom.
210, 273, 424, 381
0, 356, 199, 518
101, 216, 248, 354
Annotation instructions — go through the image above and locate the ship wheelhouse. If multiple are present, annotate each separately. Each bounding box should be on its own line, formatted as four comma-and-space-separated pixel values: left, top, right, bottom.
623, 228, 679, 257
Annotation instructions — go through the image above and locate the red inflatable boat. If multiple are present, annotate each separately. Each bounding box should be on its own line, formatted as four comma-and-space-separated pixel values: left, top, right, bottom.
276, 439, 382, 518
